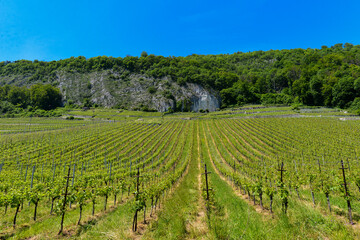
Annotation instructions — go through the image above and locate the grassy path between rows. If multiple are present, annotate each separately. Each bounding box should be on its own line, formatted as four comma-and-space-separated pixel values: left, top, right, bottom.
142, 121, 212, 239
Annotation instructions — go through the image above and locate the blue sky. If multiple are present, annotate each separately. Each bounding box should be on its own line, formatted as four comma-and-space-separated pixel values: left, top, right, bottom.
1, 0, 360, 61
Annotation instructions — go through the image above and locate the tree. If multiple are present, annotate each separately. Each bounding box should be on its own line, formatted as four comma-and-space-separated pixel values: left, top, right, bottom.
354, 77, 360, 93
215, 71, 239, 90
220, 88, 239, 108
7, 86, 29, 108
141, 51, 148, 58
332, 77, 356, 108
309, 76, 323, 106
30, 84, 62, 110
82, 98, 92, 108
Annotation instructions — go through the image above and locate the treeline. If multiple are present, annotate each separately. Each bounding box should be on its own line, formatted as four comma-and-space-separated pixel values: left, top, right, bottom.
1, 43, 360, 109
0, 84, 62, 116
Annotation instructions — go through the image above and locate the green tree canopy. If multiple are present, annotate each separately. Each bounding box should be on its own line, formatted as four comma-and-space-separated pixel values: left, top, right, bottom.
30, 84, 62, 110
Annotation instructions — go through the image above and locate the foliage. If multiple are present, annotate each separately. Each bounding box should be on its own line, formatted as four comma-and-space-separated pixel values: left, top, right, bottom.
0, 84, 62, 116
1, 43, 360, 109
349, 97, 360, 115
29, 84, 62, 110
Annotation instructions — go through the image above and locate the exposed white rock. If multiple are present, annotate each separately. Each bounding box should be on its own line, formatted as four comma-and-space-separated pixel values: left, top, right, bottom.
34, 70, 221, 112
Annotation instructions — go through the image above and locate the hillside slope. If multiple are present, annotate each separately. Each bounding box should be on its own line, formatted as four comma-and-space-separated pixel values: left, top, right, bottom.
1, 43, 360, 111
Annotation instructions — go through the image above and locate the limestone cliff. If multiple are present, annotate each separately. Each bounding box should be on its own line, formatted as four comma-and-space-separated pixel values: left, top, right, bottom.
1, 70, 221, 112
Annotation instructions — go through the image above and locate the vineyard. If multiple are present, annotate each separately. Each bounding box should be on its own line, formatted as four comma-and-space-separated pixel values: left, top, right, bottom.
0, 108, 360, 239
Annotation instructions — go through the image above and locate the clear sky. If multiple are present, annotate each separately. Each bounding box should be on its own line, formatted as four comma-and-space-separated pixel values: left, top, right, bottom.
1, 0, 360, 61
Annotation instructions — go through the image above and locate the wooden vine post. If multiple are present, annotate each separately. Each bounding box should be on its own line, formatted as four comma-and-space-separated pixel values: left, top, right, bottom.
203, 164, 211, 201
293, 159, 301, 200
58, 166, 72, 235
69, 163, 76, 208
277, 162, 288, 214
317, 158, 324, 188
340, 160, 353, 224
132, 168, 140, 232
278, 162, 285, 183
233, 160, 236, 186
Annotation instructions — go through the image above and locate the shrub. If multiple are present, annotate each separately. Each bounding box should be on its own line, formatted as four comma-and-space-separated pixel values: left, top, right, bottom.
148, 87, 157, 94
349, 97, 360, 115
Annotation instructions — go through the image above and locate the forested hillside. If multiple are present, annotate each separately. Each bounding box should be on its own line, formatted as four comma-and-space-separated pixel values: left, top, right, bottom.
1, 43, 360, 111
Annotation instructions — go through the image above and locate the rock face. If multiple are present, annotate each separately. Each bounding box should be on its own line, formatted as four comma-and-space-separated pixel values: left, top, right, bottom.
0, 70, 221, 112
189, 84, 220, 112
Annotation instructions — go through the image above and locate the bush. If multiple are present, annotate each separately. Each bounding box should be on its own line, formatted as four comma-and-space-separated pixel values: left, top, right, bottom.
33, 109, 47, 117
65, 100, 75, 108
162, 90, 175, 100
0, 101, 16, 113
4, 113, 15, 118
260, 93, 293, 105
291, 103, 303, 111
166, 107, 174, 114
148, 87, 157, 94
140, 106, 157, 112
349, 97, 360, 115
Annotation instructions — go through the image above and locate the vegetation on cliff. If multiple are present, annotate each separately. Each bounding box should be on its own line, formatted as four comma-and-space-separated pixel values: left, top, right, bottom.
1, 43, 360, 111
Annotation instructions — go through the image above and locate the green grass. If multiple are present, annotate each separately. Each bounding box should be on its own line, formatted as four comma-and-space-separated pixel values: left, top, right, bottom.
74, 201, 133, 240
2, 195, 129, 239
297, 188, 360, 223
